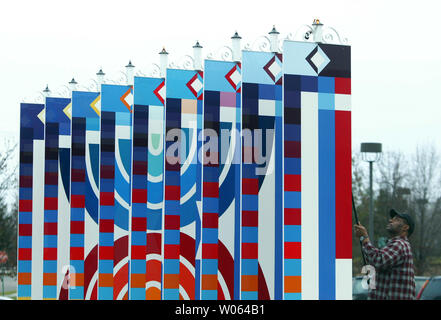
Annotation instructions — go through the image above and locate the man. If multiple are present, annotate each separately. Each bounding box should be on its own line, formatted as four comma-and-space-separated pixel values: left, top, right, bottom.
354, 209, 416, 300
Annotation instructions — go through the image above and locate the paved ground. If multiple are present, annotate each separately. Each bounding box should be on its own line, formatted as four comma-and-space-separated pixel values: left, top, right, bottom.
0, 276, 16, 296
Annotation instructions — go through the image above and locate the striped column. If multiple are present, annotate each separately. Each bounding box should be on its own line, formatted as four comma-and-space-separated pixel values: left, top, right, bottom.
163, 96, 181, 300
132, 76, 166, 300
98, 111, 116, 300
241, 81, 259, 300
130, 105, 148, 299
70, 117, 86, 299
43, 120, 59, 300
18, 103, 45, 300
283, 74, 303, 300
201, 89, 220, 300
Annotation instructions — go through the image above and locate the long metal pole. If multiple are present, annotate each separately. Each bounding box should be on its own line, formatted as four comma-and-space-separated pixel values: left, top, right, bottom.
368, 161, 374, 242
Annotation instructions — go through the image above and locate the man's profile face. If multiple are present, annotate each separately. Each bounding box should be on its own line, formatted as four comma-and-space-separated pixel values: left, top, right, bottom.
386, 216, 408, 236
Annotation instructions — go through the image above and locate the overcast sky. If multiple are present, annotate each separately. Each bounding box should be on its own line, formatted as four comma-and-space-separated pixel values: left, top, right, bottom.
1, 0, 440, 155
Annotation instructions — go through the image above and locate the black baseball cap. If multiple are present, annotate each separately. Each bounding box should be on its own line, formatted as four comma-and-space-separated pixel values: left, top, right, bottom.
390, 209, 415, 236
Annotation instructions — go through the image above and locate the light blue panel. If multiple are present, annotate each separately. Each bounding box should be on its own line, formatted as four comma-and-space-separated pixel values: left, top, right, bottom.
70, 288, 84, 300
130, 260, 146, 274
166, 69, 197, 99
164, 288, 180, 300
202, 259, 218, 275
43, 260, 57, 271
318, 93, 335, 110
283, 41, 317, 76
241, 291, 258, 300
70, 260, 84, 273
130, 288, 146, 300
43, 286, 57, 298
201, 290, 217, 300
98, 287, 113, 300
98, 260, 114, 273
164, 259, 180, 274
242, 227, 258, 243
242, 51, 275, 85
284, 259, 301, 276
101, 84, 132, 113
204, 60, 237, 92
134, 77, 164, 106
86, 117, 100, 131
115, 112, 131, 126
18, 285, 31, 297
241, 259, 258, 275
284, 225, 301, 242
18, 261, 31, 273
284, 292, 301, 300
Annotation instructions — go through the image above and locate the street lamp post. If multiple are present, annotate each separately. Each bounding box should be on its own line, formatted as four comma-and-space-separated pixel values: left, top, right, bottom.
361, 142, 382, 243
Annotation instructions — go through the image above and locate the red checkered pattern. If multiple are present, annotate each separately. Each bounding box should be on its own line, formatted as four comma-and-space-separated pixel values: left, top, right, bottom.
362, 236, 416, 300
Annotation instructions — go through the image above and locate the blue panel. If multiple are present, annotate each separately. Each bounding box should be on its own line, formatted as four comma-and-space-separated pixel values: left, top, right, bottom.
318, 76, 335, 93
318, 109, 336, 300
283, 191, 301, 209
284, 259, 302, 276
164, 259, 180, 274
101, 84, 132, 113
284, 292, 301, 300
241, 291, 258, 300
241, 227, 258, 243
284, 225, 301, 242
130, 260, 146, 274
201, 290, 217, 300
202, 259, 218, 275
134, 77, 164, 106
241, 259, 258, 275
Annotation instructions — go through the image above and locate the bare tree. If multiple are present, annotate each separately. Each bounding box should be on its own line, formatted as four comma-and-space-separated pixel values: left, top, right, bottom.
406, 144, 441, 274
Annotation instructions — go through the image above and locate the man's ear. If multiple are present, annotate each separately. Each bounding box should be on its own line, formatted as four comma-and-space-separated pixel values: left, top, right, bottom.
402, 224, 409, 233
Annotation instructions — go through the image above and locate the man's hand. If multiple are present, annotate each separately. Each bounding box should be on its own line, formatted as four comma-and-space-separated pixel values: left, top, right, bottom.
354, 223, 368, 238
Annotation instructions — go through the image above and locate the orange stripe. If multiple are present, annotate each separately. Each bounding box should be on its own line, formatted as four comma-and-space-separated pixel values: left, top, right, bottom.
284, 276, 301, 293
241, 275, 258, 291
146, 287, 161, 300
202, 274, 217, 290
131, 273, 146, 288
164, 274, 179, 289
71, 273, 84, 287
43, 273, 57, 286
99, 273, 113, 287
18, 273, 31, 285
